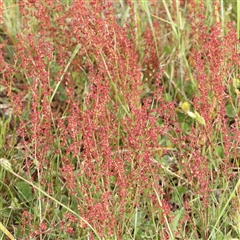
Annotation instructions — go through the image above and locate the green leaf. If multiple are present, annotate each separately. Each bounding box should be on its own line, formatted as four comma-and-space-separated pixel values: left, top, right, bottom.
170, 208, 184, 233
185, 81, 196, 98
181, 122, 190, 134
160, 155, 176, 167
215, 145, 224, 159
0, 85, 6, 92
16, 181, 33, 201
172, 186, 187, 205
130, 210, 145, 235
163, 45, 172, 54
226, 104, 236, 118
164, 93, 172, 102
10, 197, 21, 209
177, 111, 186, 123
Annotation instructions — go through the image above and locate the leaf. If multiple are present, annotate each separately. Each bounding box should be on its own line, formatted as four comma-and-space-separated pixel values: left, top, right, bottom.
10, 197, 21, 210
226, 104, 236, 118
163, 45, 172, 54
160, 155, 176, 167
0, 85, 6, 92
215, 145, 224, 159
170, 208, 184, 233
185, 81, 196, 98
172, 186, 188, 205
181, 122, 190, 134
15, 181, 33, 201
164, 93, 172, 102
177, 111, 186, 123
131, 210, 145, 227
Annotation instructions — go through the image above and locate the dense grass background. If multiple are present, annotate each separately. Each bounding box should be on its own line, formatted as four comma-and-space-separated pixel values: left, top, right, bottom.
0, 0, 240, 239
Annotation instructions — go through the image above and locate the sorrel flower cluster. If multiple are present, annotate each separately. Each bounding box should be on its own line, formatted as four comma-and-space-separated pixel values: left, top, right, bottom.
0, 0, 239, 239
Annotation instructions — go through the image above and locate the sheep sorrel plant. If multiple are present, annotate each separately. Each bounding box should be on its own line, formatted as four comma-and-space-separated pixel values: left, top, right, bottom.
0, 0, 240, 239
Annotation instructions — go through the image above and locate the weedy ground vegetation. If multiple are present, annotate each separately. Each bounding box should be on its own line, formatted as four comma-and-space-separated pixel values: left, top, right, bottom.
0, 0, 240, 239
